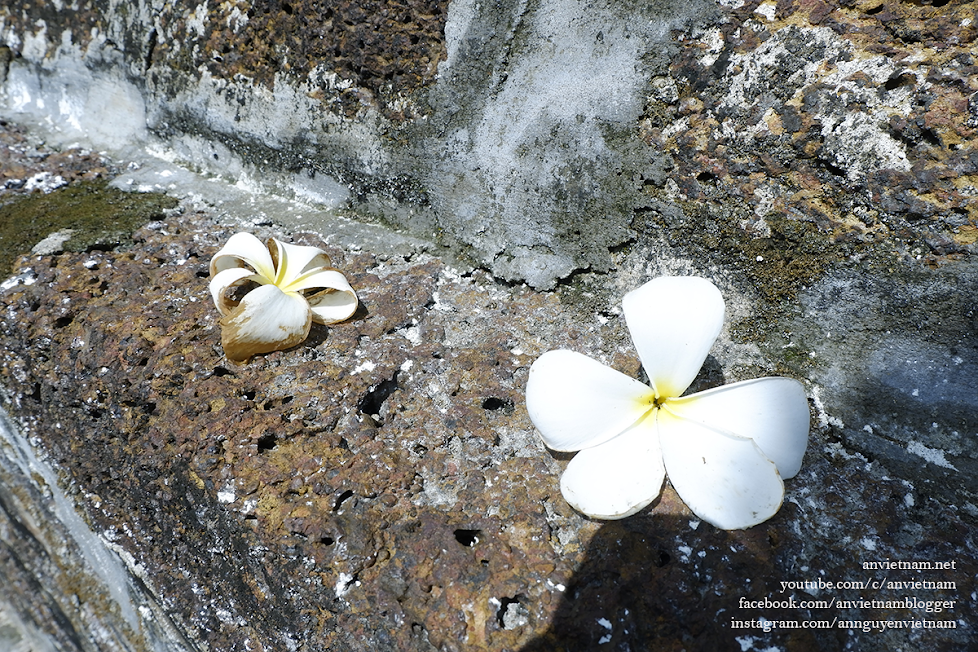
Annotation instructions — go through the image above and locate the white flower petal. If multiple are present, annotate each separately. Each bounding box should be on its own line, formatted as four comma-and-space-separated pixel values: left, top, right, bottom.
665, 378, 809, 478
560, 412, 664, 519
526, 350, 656, 452
218, 284, 311, 361
622, 276, 724, 399
278, 268, 358, 324
210, 232, 277, 281
269, 238, 332, 287
307, 291, 358, 324
658, 408, 784, 530
209, 267, 263, 316
285, 267, 352, 293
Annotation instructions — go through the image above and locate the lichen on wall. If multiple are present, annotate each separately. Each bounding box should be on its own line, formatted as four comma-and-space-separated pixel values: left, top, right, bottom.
413, 0, 716, 288
640, 0, 978, 275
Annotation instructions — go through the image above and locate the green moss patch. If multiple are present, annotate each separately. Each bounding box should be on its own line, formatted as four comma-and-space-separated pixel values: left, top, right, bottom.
0, 181, 179, 274
637, 200, 842, 304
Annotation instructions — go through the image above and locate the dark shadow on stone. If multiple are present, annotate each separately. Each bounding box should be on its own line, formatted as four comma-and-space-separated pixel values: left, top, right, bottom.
637, 354, 725, 395
304, 300, 369, 348
831, 344, 978, 509
519, 511, 842, 652
685, 353, 725, 394
347, 300, 370, 323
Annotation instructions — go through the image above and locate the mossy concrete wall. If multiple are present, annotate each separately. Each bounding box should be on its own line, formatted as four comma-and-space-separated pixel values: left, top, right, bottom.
0, 0, 714, 289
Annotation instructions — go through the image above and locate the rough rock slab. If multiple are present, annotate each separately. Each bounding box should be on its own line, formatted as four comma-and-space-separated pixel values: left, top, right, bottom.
0, 123, 975, 651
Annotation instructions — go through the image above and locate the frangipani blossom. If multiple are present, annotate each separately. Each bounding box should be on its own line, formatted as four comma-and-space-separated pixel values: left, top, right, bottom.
209, 232, 358, 361
525, 276, 809, 530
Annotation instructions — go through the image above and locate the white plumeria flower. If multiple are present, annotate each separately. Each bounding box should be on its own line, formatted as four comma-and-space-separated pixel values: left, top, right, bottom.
209, 232, 358, 361
525, 276, 809, 530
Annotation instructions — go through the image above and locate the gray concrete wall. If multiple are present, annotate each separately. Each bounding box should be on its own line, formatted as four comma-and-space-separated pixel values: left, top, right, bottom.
0, 0, 714, 289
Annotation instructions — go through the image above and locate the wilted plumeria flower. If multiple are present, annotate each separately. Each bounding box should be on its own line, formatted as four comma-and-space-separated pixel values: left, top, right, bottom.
209, 232, 358, 361
525, 276, 809, 530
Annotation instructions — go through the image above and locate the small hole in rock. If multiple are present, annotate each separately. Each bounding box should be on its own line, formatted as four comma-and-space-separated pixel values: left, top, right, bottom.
213, 366, 233, 377
358, 373, 399, 421
320, 535, 335, 546
496, 596, 529, 629
257, 433, 278, 453
454, 528, 481, 547
54, 315, 74, 328
884, 72, 915, 91
334, 489, 355, 511
920, 127, 942, 148
819, 159, 847, 177
481, 397, 514, 412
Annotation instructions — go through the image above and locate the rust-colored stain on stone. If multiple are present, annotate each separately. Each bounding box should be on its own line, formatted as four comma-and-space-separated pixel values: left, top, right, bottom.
181, 0, 446, 116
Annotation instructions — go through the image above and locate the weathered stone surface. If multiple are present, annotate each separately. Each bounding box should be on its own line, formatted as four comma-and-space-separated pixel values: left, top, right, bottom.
630, 0, 978, 517
641, 0, 978, 270
0, 200, 588, 650
0, 0, 977, 650
2, 0, 977, 289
